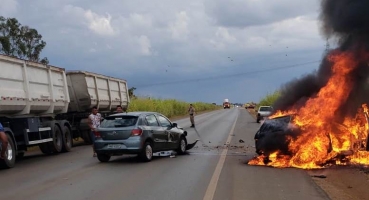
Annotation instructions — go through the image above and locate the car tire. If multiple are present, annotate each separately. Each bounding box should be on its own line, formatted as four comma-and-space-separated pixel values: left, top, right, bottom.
176, 137, 187, 155
97, 154, 111, 162
0, 133, 16, 169
139, 142, 153, 162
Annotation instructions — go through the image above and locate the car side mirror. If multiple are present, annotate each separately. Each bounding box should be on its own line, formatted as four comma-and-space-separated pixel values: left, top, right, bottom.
172, 123, 178, 127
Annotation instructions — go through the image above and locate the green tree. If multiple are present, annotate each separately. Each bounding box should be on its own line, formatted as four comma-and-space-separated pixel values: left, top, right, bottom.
128, 87, 136, 98
0, 16, 48, 64
258, 90, 281, 108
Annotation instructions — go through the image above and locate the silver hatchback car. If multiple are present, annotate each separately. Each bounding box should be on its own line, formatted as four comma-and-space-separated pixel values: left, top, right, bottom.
93, 112, 189, 162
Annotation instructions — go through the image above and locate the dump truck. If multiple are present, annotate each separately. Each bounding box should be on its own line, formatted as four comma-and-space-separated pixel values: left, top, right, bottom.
0, 55, 129, 169
223, 99, 230, 109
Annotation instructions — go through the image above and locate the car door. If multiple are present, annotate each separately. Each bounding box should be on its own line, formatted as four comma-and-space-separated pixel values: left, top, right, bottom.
156, 114, 178, 149
144, 114, 166, 150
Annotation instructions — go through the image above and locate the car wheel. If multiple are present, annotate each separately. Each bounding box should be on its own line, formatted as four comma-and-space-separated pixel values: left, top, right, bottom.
176, 137, 187, 155
0, 133, 16, 169
97, 154, 111, 162
139, 142, 153, 162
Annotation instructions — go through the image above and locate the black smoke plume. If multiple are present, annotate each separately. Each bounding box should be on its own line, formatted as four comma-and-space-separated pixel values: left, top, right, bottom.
273, 0, 369, 119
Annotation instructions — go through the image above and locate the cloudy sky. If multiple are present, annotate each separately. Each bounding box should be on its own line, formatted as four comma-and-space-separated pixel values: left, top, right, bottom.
1, 0, 328, 104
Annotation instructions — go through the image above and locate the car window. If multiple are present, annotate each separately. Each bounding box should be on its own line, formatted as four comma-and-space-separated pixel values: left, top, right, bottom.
145, 115, 159, 126
259, 107, 273, 111
100, 116, 138, 128
157, 115, 171, 127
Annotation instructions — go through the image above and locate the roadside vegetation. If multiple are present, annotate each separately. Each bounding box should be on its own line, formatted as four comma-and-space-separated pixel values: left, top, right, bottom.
257, 90, 281, 109
128, 97, 220, 118
246, 90, 281, 118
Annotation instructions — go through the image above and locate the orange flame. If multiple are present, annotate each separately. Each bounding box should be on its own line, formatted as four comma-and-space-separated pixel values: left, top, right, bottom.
249, 51, 369, 169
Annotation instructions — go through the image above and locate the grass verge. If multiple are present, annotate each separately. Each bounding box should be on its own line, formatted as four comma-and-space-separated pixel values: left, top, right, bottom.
128, 97, 220, 118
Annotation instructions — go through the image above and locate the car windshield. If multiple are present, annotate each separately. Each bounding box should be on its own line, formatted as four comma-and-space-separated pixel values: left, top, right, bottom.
260, 107, 272, 111
100, 116, 138, 128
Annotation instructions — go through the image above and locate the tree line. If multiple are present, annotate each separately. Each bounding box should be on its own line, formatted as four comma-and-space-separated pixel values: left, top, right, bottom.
0, 16, 48, 64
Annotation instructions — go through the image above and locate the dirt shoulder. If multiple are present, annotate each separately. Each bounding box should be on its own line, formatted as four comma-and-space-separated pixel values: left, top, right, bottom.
308, 167, 369, 200
246, 109, 369, 200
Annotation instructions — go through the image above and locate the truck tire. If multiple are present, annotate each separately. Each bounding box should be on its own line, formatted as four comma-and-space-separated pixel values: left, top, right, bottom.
49, 125, 63, 153
61, 126, 73, 152
0, 133, 16, 169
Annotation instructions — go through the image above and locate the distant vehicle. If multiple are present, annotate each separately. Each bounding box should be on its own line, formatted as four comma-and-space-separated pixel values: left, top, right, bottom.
256, 106, 273, 123
93, 112, 192, 162
245, 104, 255, 109
223, 99, 230, 109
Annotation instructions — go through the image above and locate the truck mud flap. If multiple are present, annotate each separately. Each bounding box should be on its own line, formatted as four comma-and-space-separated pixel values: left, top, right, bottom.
186, 139, 199, 150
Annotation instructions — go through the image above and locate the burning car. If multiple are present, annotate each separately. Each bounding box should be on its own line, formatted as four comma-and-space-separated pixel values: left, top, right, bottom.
252, 109, 369, 168
254, 115, 298, 156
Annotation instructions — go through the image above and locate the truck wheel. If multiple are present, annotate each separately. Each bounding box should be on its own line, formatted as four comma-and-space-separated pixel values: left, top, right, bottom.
0, 133, 16, 169
49, 125, 63, 153
61, 126, 72, 152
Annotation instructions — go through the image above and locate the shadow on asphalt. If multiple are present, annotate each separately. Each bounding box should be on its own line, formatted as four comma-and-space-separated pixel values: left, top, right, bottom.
107, 154, 186, 164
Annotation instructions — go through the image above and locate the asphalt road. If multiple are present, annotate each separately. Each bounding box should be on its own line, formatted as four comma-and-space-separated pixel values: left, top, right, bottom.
0, 108, 330, 200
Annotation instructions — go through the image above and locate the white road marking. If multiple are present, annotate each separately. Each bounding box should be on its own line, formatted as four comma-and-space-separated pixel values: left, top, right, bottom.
203, 112, 239, 200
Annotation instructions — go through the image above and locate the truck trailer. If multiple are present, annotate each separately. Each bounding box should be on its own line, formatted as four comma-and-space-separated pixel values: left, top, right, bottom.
0, 55, 130, 169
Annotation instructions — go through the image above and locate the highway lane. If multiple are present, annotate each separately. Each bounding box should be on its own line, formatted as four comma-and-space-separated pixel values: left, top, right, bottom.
0, 108, 330, 200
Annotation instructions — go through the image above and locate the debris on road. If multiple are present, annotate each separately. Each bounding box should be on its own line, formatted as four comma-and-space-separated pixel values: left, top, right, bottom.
239, 139, 245, 143
311, 175, 327, 179
153, 151, 173, 157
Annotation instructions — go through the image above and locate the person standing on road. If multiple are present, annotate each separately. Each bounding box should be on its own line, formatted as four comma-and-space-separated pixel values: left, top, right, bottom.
0, 123, 8, 159
88, 106, 102, 157
188, 104, 196, 127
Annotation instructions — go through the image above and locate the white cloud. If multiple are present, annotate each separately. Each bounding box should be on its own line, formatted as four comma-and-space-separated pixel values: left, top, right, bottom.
137, 35, 152, 56
204, 0, 319, 28
129, 13, 153, 29
84, 10, 115, 36
169, 11, 190, 40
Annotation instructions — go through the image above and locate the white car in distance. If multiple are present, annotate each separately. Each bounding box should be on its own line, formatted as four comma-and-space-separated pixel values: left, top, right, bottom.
257, 106, 273, 123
